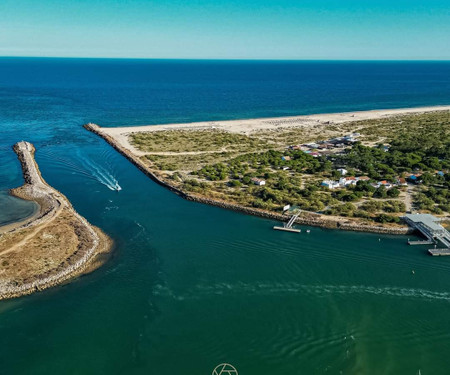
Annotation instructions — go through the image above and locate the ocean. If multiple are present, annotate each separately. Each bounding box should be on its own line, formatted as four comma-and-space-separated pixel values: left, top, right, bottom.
0, 58, 450, 374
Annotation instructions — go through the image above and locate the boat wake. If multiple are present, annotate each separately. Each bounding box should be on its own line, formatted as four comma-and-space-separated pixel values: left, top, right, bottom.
153, 282, 450, 302
39, 149, 122, 191
78, 152, 121, 191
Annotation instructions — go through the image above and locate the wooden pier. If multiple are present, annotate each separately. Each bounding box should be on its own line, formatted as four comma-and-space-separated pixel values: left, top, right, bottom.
273, 226, 301, 233
428, 248, 450, 256
404, 214, 450, 255
408, 239, 434, 246
274, 212, 301, 233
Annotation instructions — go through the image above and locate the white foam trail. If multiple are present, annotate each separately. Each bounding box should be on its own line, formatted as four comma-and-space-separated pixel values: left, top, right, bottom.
81, 156, 121, 191
155, 282, 450, 303
40, 149, 122, 191
69, 150, 121, 191
39, 152, 103, 182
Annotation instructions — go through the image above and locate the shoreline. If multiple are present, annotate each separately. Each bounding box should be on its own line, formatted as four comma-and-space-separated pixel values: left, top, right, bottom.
0, 197, 40, 234
85, 115, 415, 235
97, 105, 450, 156
0, 142, 113, 300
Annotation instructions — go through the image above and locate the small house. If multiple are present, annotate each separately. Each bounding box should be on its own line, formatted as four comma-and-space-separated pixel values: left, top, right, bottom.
321, 180, 340, 189
251, 178, 266, 186
408, 174, 422, 183
339, 177, 357, 186
378, 180, 393, 189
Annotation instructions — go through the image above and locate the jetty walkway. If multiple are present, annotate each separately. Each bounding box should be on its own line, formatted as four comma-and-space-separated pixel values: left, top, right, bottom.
404, 214, 450, 256
0, 142, 111, 300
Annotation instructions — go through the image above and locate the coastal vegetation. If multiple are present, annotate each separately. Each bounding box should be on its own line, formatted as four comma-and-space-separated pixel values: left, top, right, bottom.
116, 110, 450, 227
131, 129, 271, 153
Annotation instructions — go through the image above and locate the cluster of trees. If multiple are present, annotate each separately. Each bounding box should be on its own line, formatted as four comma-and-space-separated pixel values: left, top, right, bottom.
336, 121, 450, 215
192, 146, 411, 221
418, 172, 450, 186
416, 188, 450, 214
375, 214, 401, 224
360, 200, 406, 213
182, 178, 209, 193
337, 143, 449, 182
355, 181, 399, 198
195, 163, 230, 181
330, 182, 400, 202
189, 114, 449, 221
251, 184, 336, 212
195, 149, 330, 181
325, 199, 405, 219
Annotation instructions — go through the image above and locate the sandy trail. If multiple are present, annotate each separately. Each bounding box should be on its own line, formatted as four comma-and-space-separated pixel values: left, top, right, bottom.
405, 185, 415, 213
140, 149, 232, 156
0, 204, 63, 256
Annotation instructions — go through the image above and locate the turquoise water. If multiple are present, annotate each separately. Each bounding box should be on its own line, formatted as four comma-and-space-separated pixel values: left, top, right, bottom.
1, 59, 450, 374
0, 191, 38, 226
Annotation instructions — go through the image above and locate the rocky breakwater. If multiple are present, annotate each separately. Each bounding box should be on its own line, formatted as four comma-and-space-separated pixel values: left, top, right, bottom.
0, 141, 113, 300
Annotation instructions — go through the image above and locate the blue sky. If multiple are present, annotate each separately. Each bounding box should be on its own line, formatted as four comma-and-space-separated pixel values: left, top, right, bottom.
1, 0, 449, 59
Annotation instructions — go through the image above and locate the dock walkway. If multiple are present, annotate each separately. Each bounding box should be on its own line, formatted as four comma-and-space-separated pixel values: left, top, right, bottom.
274, 212, 301, 233
404, 214, 450, 255
428, 248, 450, 256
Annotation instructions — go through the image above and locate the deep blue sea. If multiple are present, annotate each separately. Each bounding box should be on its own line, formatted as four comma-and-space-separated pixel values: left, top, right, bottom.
1, 58, 450, 375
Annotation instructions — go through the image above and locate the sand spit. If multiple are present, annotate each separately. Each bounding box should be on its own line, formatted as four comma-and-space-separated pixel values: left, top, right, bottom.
85, 112, 415, 236
97, 105, 450, 156
0, 142, 113, 300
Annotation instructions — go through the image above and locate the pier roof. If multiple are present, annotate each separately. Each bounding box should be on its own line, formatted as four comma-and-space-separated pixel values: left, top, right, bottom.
404, 214, 443, 232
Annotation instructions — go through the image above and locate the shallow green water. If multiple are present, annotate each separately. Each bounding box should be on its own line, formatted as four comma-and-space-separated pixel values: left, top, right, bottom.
1, 59, 450, 374
0, 191, 38, 227
2, 145, 450, 374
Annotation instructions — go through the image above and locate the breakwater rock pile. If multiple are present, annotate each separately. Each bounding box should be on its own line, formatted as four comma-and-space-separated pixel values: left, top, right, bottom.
0, 141, 112, 300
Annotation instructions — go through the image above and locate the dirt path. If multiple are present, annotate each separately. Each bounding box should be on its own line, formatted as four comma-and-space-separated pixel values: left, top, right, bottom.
405, 184, 414, 213
143, 149, 230, 156
0, 201, 62, 256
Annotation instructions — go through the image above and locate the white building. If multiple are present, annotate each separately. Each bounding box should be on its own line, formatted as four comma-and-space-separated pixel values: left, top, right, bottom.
321, 180, 340, 189
339, 177, 357, 187
251, 178, 266, 186
337, 168, 348, 176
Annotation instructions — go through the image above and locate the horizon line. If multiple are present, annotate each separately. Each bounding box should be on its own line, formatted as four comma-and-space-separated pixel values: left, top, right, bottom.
0, 56, 449, 62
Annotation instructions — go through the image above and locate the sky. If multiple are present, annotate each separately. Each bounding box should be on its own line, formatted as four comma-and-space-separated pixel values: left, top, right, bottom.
0, 0, 449, 60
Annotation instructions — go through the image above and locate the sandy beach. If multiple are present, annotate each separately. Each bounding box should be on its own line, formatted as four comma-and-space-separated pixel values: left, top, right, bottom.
0, 199, 40, 235
98, 105, 450, 155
